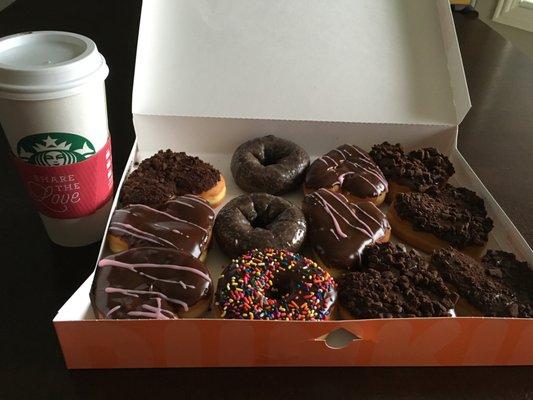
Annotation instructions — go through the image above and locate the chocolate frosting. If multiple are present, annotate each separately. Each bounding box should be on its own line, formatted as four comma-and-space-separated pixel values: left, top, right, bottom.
394, 184, 494, 248
90, 248, 213, 319
369, 142, 454, 192
120, 150, 221, 208
108, 195, 215, 258
431, 248, 532, 317
302, 188, 390, 270
305, 144, 388, 199
214, 193, 307, 258
231, 135, 310, 194
338, 243, 458, 319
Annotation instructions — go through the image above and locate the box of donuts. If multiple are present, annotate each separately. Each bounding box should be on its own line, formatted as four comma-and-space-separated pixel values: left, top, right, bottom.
53, 0, 533, 368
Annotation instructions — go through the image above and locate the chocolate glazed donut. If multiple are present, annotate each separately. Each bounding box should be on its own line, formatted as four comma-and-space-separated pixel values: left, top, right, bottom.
231, 135, 310, 194
214, 193, 307, 258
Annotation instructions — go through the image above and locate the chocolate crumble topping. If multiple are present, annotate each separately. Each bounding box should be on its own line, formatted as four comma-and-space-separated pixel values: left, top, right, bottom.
394, 184, 493, 248
431, 248, 532, 318
338, 243, 458, 319
369, 142, 454, 192
120, 150, 220, 207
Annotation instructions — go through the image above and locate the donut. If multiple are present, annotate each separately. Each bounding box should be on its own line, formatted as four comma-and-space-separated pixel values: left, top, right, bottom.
90, 247, 213, 319
107, 195, 215, 261
214, 193, 306, 258
302, 188, 390, 276
369, 142, 454, 201
120, 150, 226, 208
431, 248, 532, 318
388, 184, 493, 259
304, 144, 388, 205
215, 248, 336, 320
231, 135, 310, 194
337, 243, 458, 319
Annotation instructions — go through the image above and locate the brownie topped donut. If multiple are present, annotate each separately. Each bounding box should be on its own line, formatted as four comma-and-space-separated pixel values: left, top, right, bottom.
431, 248, 532, 317
304, 144, 388, 205
231, 135, 310, 194
214, 193, 306, 258
338, 243, 458, 319
369, 142, 454, 199
388, 184, 494, 258
121, 150, 226, 208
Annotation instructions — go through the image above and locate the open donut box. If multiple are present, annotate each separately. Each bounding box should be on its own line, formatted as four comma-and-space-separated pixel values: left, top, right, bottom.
53, 0, 533, 368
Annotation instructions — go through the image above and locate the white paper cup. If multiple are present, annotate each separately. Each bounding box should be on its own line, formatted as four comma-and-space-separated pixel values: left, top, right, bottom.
0, 31, 113, 246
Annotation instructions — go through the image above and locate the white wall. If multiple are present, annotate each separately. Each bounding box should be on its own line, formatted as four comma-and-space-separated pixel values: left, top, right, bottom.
475, 0, 533, 59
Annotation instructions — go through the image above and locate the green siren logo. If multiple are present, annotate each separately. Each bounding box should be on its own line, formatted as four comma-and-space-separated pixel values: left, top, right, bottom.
17, 133, 96, 166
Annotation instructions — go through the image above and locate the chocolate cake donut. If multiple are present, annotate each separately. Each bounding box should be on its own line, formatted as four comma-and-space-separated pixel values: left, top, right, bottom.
107, 195, 215, 260
431, 248, 532, 318
369, 142, 454, 200
388, 184, 494, 258
231, 135, 310, 194
338, 243, 458, 319
91, 247, 213, 319
303, 188, 390, 275
121, 150, 226, 208
214, 193, 306, 258
304, 144, 388, 205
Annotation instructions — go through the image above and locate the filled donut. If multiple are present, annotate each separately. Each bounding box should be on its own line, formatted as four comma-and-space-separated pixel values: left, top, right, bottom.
107, 195, 215, 261
303, 188, 390, 276
388, 184, 494, 259
214, 193, 306, 258
231, 135, 310, 194
369, 142, 454, 201
304, 144, 388, 205
91, 247, 213, 319
120, 150, 226, 208
216, 248, 336, 320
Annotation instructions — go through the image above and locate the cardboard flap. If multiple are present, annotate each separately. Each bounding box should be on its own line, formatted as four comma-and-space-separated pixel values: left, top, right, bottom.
133, 0, 470, 126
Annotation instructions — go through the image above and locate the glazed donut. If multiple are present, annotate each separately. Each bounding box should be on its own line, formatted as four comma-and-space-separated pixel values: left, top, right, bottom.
231, 135, 310, 194
214, 193, 306, 258
91, 247, 213, 319
216, 248, 337, 320
121, 150, 226, 208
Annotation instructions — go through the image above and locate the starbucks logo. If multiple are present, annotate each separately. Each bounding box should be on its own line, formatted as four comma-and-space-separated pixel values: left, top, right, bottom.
17, 133, 96, 166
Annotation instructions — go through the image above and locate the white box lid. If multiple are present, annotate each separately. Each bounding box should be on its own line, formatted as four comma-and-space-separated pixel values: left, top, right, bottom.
132, 0, 470, 129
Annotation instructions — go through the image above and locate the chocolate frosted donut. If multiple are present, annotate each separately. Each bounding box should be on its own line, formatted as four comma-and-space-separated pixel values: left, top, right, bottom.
107, 195, 215, 260
231, 135, 310, 194
214, 193, 306, 258
91, 247, 213, 319
304, 144, 388, 205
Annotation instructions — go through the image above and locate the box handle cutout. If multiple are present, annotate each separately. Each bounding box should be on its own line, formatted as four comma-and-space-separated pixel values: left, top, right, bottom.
315, 328, 361, 349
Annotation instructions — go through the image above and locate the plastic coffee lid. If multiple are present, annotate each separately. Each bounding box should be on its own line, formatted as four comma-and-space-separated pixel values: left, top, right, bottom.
0, 31, 109, 100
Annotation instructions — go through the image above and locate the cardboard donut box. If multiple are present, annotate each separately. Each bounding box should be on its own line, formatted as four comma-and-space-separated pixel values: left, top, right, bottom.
53, 0, 533, 368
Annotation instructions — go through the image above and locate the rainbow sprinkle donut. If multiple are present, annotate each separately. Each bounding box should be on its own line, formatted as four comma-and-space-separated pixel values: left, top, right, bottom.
216, 248, 337, 320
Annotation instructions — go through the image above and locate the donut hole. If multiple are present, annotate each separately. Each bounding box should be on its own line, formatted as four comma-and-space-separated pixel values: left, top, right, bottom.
267, 271, 298, 300
257, 147, 290, 166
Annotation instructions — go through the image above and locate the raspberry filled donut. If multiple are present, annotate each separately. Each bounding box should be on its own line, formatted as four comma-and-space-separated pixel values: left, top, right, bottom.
216, 248, 337, 320
231, 135, 310, 194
